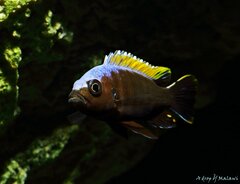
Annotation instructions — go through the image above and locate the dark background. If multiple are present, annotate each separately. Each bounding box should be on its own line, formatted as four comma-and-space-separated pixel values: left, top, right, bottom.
0, 0, 239, 183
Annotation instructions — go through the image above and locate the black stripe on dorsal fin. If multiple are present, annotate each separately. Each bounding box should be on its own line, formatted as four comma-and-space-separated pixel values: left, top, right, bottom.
154, 69, 172, 87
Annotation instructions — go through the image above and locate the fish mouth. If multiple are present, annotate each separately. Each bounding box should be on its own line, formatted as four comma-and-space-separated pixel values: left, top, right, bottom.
68, 90, 87, 106
68, 96, 87, 104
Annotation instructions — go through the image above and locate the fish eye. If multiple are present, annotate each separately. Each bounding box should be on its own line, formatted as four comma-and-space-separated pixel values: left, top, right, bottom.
88, 79, 102, 97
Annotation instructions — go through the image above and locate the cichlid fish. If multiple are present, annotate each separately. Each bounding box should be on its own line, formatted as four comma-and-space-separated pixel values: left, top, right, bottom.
68, 50, 198, 139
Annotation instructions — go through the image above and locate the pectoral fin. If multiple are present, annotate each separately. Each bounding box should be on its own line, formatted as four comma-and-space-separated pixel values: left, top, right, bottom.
120, 121, 158, 139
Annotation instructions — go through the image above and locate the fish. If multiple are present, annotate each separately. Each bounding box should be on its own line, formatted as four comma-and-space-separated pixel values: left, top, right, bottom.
68, 50, 198, 139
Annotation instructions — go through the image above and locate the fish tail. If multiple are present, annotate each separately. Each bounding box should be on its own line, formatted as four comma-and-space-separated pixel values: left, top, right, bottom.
168, 74, 198, 124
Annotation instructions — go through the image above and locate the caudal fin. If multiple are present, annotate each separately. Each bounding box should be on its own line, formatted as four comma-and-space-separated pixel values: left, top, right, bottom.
168, 74, 198, 124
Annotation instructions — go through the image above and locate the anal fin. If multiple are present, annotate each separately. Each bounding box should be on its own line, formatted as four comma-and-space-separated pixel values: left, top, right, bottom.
120, 121, 158, 139
149, 109, 178, 129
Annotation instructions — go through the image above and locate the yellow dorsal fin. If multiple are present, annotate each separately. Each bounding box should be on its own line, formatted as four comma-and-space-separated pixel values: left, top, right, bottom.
103, 50, 171, 80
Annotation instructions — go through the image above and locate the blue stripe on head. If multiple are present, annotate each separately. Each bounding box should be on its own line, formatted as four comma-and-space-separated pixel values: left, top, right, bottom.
72, 65, 119, 90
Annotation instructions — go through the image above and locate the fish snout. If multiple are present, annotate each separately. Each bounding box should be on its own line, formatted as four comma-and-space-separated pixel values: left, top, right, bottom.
68, 90, 87, 105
